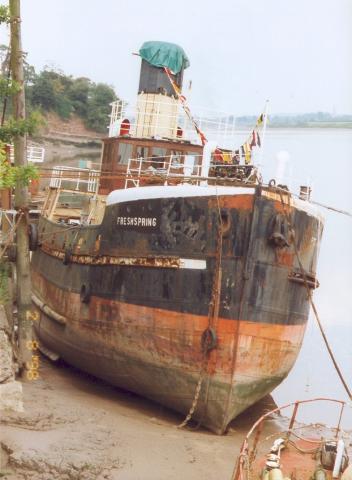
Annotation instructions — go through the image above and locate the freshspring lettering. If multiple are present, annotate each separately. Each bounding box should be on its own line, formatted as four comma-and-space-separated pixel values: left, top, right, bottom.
116, 216, 157, 227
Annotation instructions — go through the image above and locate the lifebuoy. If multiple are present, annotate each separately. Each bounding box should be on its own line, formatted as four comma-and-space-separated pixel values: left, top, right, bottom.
120, 119, 130, 136
201, 327, 217, 353
176, 126, 183, 138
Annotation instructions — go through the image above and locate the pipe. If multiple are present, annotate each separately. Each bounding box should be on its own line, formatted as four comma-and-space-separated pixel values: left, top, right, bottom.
31, 293, 67, 325
332, 439, 345, 478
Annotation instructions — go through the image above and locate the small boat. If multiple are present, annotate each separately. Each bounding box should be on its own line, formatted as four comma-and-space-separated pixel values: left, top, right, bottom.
231, 398, 351, 480
30, 41, 324, 433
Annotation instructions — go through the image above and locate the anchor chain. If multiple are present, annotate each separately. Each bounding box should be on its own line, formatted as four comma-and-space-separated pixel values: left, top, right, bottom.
178, 194, 223, 429
177, 361, 207, 429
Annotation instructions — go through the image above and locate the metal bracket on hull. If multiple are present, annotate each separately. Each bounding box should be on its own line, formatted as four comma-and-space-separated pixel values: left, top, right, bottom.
288, 271, 319, 289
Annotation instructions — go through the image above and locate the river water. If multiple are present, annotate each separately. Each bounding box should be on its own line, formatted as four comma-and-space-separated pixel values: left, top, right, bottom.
262, 128, 352, 429
50, 128, 352, 430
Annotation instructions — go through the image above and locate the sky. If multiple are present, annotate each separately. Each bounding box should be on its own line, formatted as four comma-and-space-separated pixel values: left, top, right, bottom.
1, 0, 352, 115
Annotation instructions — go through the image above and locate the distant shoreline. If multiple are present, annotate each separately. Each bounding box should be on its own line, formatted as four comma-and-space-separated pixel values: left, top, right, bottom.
30, 123, 350, 164
237, 123, 352, 129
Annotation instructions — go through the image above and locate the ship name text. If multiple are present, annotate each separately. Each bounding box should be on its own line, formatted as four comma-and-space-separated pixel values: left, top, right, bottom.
116, 216, 157, 227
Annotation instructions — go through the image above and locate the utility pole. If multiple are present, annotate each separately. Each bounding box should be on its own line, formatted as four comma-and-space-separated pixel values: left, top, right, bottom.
9, 0, 32, 371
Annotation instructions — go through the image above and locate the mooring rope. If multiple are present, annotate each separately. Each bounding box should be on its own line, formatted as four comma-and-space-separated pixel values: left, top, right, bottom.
308, 199, 352, 218
278, 190, 352, 401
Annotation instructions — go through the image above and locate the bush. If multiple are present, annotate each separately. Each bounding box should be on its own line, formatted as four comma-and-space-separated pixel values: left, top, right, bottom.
85, 83, 117, 133
25, 66, 119, 131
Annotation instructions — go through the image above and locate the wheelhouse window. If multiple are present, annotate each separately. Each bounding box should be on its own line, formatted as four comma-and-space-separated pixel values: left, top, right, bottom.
136, 146, 148, 160
184, 154, 196, 176
170, 150, 183, 166
118, 142, 133, 165
170, 150, 199, 174
151, 147, 167, 169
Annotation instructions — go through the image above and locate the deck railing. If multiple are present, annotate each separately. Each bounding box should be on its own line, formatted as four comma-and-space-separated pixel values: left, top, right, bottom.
108, 98, 237, 146
49, 166, 100, 193
125, 154, 203, 188
9, 144, 45, 163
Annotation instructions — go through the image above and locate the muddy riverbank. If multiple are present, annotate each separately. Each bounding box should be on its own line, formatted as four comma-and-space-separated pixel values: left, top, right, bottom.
30, 135, 101, 165
0, 356, 280, 480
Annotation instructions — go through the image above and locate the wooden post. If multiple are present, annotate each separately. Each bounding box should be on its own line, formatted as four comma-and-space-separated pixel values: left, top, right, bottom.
9, 0, 32, 371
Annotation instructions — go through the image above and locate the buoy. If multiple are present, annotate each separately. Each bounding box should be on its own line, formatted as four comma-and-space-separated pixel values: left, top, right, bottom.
261, 469, 269, 480
268, 468, 284, 480
314, 468, 327, 480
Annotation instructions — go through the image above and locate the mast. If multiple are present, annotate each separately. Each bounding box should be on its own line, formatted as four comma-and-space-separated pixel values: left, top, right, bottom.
259, 99, 269, 165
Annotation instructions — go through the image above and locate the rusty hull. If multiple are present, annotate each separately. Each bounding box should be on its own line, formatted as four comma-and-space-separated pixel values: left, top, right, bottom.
30, 187, 323, 433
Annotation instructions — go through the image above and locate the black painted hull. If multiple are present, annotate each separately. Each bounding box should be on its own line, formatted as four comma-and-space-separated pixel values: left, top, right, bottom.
31, 186, 323, 433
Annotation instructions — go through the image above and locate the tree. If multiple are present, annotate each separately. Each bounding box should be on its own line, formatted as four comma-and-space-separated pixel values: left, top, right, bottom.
0, 1, 39, 372
30, 69, 73, 118
67, 77, 90, 117
30, 73, 56, 110
1, 44, 121, 131
86, 83, 117, 132
0, 143, 38, 188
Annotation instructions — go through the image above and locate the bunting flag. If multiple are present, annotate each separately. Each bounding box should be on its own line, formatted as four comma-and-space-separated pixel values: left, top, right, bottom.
243, 142, 251, 164
256, 113, 264, 126
163, 67, 208, 146
212, 111, 266, 166
222, 151, 232, 164
232, 149, 241, 164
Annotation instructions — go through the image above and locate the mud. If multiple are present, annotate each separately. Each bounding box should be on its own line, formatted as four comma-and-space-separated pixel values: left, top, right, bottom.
0, 356, 279, 480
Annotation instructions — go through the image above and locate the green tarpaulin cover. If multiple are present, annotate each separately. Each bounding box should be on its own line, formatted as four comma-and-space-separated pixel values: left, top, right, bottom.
139, 41, 190, 74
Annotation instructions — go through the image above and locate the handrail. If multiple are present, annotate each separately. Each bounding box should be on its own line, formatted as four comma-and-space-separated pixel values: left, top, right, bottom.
9, 143, 45, 163
232, 397, 346, 480
108, 98, 238, 145
125, 155, 203, 188
49, 165, 100, 193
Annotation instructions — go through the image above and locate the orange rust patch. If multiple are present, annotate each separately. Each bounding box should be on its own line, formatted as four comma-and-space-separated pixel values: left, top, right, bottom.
32, 270, 306, 379
272, 201, 294, 214
237, 320, 305, 344
208, 194, 254, 210
276, 249, 295, 267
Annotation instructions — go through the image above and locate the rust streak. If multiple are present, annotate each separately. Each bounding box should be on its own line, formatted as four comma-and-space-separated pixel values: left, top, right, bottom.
41, 242, 181, 268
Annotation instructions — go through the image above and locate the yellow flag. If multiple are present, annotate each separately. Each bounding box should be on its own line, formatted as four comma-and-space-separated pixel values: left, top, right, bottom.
244, 143, 251, 164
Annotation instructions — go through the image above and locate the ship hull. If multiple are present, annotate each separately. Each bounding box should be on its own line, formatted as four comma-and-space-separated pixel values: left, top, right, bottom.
31, 186, 323, 433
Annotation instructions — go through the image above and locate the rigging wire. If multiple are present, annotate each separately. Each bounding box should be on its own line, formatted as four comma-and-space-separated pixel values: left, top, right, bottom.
278, 190, 352, 401
34, 166, 352, 219
308, 199, 352, 218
